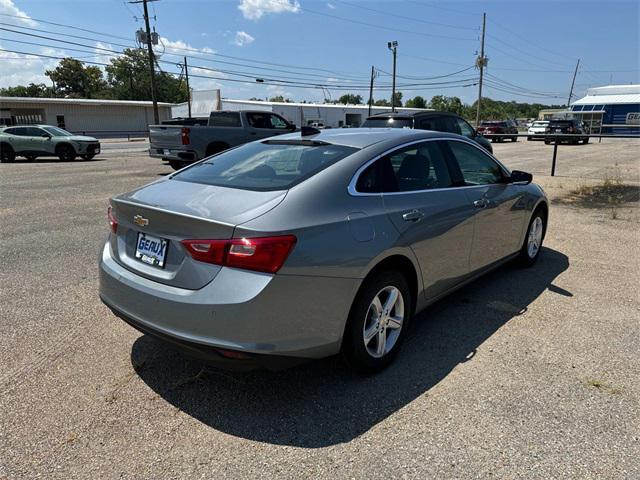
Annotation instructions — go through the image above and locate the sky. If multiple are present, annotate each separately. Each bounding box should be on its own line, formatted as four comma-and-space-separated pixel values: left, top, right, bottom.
0, 0, 638, 105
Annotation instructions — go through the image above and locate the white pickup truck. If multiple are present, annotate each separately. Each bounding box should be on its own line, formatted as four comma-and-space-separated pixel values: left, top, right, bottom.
149, 110, 296, 169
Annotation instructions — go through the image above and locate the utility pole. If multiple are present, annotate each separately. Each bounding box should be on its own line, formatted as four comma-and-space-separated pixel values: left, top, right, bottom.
130, 0, 159, 124
183, 56, 192, 118
388, 41, 398, 112
475, 12, 486, 127
567, 58, 580, 107
368, 65, 376, 116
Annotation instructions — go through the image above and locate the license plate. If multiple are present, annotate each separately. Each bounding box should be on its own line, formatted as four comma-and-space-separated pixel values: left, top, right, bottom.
135, 232, 168, 268
164, 149, 170, 155
555, 129, 562, 133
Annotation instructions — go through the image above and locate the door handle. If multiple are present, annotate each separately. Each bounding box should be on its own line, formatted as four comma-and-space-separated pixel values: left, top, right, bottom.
473, 199, 488, 208
402, 209, 424, 222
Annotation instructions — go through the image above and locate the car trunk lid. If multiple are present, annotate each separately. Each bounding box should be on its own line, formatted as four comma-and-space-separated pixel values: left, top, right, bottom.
109, 178, 287, 289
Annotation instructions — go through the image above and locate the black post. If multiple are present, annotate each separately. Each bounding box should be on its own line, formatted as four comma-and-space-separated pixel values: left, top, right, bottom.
368, 65, 375, 116
130, 0, 160, 124
551, 140, 558, 176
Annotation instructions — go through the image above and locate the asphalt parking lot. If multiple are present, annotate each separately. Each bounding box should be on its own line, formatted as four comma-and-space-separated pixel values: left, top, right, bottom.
1, 138, 639, 479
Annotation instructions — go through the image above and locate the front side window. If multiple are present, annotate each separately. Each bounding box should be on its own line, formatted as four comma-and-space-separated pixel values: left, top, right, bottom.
356, 141, 454, 193
456, 118, 475, 137
174, 140, 357, 191
246, 113, 277, 129
447, 141, 504, 185
268, 114, 289, 129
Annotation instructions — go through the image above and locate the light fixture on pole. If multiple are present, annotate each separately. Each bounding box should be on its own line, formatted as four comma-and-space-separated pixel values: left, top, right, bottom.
387, 41, 398, 112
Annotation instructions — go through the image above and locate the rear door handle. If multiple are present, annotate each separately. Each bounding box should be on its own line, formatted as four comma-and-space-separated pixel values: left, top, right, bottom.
402, 209, 425, 222
473, 199, 489, 208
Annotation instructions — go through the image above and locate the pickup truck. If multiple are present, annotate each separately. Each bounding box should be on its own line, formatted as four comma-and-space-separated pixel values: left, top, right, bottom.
149, 110, 296, 169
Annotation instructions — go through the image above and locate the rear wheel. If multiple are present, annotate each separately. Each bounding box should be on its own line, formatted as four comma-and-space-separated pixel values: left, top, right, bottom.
343, 271, 412, 373
518, 208, 546, 267
512, 136, 518, 142
583, 137, 589, 144
57, 144, 76, 161
1, 143, 15, 163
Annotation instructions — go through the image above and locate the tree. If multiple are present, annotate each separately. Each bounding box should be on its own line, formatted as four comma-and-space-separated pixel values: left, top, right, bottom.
392, 91, 403, 107
46, 58, 106, 98
268, 95, 292, 103
0, 83, 53, 97
404, 95, 426, 108
105, 49, 187, 103
429, 95, 464, 116
373, 98, 391, 106
337, 94, 363, 105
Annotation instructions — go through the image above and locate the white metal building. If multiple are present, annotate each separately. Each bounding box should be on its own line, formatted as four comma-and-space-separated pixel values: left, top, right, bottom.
0, 97, 172, 136
172, 90, 431, 128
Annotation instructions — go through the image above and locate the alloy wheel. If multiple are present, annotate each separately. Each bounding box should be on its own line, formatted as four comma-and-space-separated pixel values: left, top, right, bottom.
527, 216, 544, 258
362, 286, 405, 358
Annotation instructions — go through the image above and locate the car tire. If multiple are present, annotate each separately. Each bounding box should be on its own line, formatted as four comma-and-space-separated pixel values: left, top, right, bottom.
518, 208, 547, 267
544, 140, 551, 145
25, 155, 37, 162
583, 137, 589, 144
1, 143, 15, 163
57, 144, 76, 161
512, 137, 518, 142
168, 160, 188, 170
343, 270, 412, 373
527, 136, 532, 141
81, 154, 95, 161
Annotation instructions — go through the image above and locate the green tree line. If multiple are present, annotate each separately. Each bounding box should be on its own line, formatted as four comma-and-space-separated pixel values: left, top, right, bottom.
0, 50, 188, 103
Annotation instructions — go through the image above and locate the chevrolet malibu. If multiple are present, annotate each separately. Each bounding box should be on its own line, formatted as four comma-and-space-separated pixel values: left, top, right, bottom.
99, 128, 548, 372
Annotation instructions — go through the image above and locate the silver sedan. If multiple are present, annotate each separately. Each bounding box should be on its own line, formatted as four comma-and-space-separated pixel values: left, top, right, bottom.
99, 128, 548, 372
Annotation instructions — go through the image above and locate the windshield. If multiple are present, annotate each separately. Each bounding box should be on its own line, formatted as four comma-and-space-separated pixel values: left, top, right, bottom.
173, 141, 358, 191
532, 121, 548, 126
42, 126, 73, 136
362, 117, 413, 128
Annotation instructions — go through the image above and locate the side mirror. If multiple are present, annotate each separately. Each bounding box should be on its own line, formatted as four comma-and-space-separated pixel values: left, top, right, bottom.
42, 133, 52, 138
287, 123, 297, 131
508, 170, 533, 184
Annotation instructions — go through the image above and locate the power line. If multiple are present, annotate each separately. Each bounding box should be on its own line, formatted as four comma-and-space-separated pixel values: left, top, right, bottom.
333, 0, 478, 31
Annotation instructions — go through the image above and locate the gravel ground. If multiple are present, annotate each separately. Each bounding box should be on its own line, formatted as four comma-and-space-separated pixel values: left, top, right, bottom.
1, 138, 638, 479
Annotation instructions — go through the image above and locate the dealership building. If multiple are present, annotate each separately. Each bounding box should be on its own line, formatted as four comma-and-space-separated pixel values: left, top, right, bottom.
0, 97, 172, 136
568, 84, 640, 134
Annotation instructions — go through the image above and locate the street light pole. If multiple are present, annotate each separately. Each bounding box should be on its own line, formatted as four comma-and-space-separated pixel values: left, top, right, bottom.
388, 41, 398, 112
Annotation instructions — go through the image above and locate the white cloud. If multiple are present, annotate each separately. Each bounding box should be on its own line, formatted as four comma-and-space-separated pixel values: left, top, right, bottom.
233, 31, 255, 47
327, 2, 336, 9
0, 0, 37, 26
0, 42, 66, 88
238, 0, 300, 20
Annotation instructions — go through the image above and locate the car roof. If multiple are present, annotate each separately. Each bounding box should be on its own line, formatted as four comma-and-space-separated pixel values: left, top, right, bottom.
271, 127, 462, 148
367, 110, 457, 119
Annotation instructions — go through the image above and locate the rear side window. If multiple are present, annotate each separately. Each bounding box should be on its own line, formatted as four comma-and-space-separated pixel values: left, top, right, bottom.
3, 127, 23, 135
209, 112, 241, 127
356, 141, 454, 193
446, 141, 504, 185
174, 141, 357, 191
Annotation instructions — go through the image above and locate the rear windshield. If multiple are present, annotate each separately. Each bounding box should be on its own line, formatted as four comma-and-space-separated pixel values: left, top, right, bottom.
173, 141, 358, 191
209, 112, 241, 127
362, 117, 413, 128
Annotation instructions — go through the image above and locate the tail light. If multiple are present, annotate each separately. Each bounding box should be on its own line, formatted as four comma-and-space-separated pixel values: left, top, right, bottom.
107, 206, 118, 233
181, 235, 297, 274
181, 127, 190, 145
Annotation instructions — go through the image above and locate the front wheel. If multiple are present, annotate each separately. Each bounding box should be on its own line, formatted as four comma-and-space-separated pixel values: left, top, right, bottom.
518, 209, 546, 267
81, 154, 95, 161
57, 144, 76, 161
583, 137, 589, 144
343, 271, 412, 372
168, 160, 188, 170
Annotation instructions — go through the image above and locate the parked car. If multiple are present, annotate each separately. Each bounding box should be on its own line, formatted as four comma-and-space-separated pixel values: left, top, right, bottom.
544, 119, 589, 144
149, 110, 296, 170
99, 128, 548, 372
362, 111, 493, 154
0, 125, 100, 163
476, 120, 519, 142
527, 120, 550, 141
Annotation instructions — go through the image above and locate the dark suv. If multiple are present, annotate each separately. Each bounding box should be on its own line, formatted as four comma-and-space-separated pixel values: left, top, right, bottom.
476, 120, 519, 142
544, 119, 589, 144
362, 111, 493, 154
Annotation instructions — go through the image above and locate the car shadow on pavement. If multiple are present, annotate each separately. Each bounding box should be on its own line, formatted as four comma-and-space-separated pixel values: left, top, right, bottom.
8, 157, 105, 164
131, 247, 569, 448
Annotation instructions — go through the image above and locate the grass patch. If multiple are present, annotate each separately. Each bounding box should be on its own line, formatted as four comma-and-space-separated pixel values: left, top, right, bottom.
553, 180, 639, 210
584, 378, 622, 395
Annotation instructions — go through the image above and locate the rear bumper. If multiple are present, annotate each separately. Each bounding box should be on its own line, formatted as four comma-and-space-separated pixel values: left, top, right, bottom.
98, 241, 357, 362
149, 147, 198, 162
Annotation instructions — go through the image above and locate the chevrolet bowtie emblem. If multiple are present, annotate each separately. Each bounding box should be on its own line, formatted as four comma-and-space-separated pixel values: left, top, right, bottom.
133, 215, 149, 227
